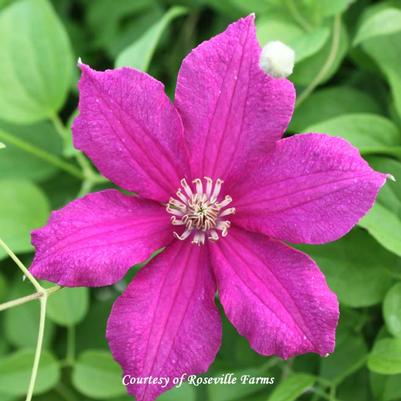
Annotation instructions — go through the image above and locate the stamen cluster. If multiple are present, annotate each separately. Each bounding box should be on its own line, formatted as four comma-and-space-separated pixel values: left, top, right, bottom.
166, 177, 235, 245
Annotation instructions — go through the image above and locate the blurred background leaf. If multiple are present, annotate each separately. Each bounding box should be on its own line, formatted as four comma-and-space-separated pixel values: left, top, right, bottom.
0, 0, 73, 124
0, 349, 60, 396
47, 287, 89, 327
0, 180, 49, 259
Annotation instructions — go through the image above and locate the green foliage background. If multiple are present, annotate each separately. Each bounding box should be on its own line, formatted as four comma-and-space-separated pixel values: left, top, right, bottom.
0, 0, 401, 400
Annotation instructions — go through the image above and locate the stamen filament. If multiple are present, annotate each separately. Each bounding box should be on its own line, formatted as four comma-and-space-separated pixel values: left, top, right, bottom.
181, 178, 193, 197
167, 177, 234, 245
217, 195, 233, 208
220, 207, 236, 217
210, 178, 223, 203
174, 229, 192, 241
176, 189, 188, 204
204, 176, 213, 198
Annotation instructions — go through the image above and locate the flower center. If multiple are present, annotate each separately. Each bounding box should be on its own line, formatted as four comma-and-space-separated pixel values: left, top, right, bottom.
166, 177, 235, 245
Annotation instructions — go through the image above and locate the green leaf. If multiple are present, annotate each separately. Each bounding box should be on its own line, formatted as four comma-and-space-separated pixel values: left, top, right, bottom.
225, 0, 277, 16
0, 349, 60, 396
257, 18, 303, 48
0, 272, 7, 302
4, 279, 55, 348
0, 142, 5, 149
290, 27, 330, 63
76, 298, 114, 351
256, 19, 330, 63
359, 157, 401, 257
290, 86, 381, 132
291, 20, 348, 86
158, 383, 195, 401
383, 283, 401, 338
63, 109, 79, 158
312, 0, 356, 17
368, 338, 401, 375
354, 8, 401, 45
47, 287, 89, 326
0, 121, 62, 181
203, 0, 258, 19
320, 329, 367, 384
116, 6, 187, 71
298, 228, 395, 307
370, 371, 401, 401
0, 0, 73, 124
208, 366, 275, 401
0, 393, 17, 401
360, 5, 401, 120
267, 373, 315, 401
337, 369, 371, 401
386, 69, 401, 122
0, 179, 49, 259
86, 0, 158, 56
303, 114, 401, 156
0, 336, 8, 356
72, 350, 126, 399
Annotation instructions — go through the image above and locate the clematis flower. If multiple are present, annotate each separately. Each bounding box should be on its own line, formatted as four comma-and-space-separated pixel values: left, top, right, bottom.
30, 15, 387, 401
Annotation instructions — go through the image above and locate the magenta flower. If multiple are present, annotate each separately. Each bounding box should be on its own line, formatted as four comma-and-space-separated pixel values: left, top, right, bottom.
30, 16, 387, 401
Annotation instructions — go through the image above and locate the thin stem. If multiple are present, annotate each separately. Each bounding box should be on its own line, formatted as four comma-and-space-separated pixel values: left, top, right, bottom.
183, 10, 200, 53
281, 358, 293, 380
49, 114, 67, 139
311, 387, 331, 401
77, 181, 92, 198
75, 152, 92, 177
317, 376, 333, 388
296, 15, 342, 107
0, 237, 43, 292
0, 286, 60, 312
263, 357, 281, 370
285, 0, 312, 32
0, 292, 42, 312
66, 325, 76, 366
0, 130, 84, 180
49, 114, 107, 197
25, 295, 48, 401
75, 152, 108, 197
55, 382, 79, 401
75, 149, 107, 185
329, 384, 337, 401
0, 285, 60, 313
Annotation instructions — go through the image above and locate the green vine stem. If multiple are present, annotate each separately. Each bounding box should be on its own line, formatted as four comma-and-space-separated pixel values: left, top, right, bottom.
49, 114, 107, 197
0, 237, 43, 292
285, 0, 312, 32
0, 238, 61, 401
49, 113, 68, 140
0, 285, 59, 312
56, 382, 80, 401
0, 130, 84, 180
65, 325, 76, 366
296, 14, 342, 107
25, 295, 47, 401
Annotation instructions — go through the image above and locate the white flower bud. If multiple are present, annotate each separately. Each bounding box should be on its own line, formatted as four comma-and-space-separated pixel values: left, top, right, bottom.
259, 41, 295, 78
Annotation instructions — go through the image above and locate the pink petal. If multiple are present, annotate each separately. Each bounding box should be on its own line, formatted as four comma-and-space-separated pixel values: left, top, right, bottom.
210, 227, 339, 359
30, 190, 173, 287
73, 64, 189, 202
107, 241, 221, 401
175, 15, 295, 182
231, 133, 387, 244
